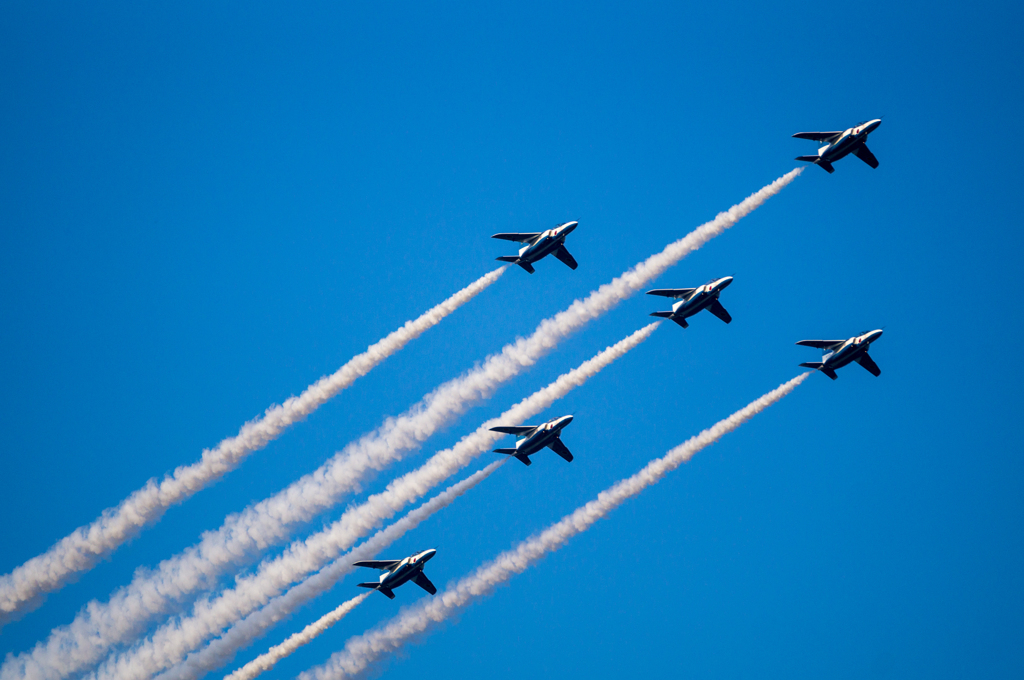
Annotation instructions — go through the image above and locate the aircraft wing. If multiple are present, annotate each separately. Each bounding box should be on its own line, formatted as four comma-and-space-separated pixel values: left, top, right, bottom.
853, 144, 879, 168
353, 560, 401, 571
646, 288, 695, 299
490, 425, 536, 436
707, 299, 732, 324
491, 232, 540, 243
412, 571, 437, 595
796, 340, 846, 349
792, 131, 843, 142
856, 352, 881, 377
547, 437, 574, 462
553, 244, 578, 270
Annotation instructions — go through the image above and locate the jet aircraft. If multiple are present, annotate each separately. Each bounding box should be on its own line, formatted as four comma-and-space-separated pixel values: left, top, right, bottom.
797, 329, 884, 380
793, 119, 882, 173
354, 549, 437, 600
492, 221, 578, 273
647, 276, 734, 329
490, 415, 574, 466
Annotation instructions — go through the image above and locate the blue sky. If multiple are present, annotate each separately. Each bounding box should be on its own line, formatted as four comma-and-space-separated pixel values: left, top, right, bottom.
2, 1, 1022, 678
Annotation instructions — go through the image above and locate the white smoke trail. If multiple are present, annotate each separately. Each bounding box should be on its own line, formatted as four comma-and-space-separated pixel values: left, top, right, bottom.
224, 593, 370, 680
300, 374, 809, 680
0, 268, 506, 624
3, 170, 799, 680
200, 461, 506, 680
92, 325, 657, 680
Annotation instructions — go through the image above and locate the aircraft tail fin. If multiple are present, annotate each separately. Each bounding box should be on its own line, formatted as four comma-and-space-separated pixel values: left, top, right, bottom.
514, 454, 532, 466
670, 316, 689, 329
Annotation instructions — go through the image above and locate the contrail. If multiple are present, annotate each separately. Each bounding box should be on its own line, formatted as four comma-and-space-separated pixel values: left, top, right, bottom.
299, 374, 809, 680
187, 462, 507, 680
90, 325, 657, 680
223, 593, 370, 680
0, 268, 507, 624
3, 170, 799, 680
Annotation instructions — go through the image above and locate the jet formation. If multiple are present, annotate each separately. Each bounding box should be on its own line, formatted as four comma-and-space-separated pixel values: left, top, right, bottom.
490, 415, 575, 466
647, 276, 734, 329
492, 221, 578, 273
354, 549, 437, 599
794, 119, 882, 173
355, 119, 887, 602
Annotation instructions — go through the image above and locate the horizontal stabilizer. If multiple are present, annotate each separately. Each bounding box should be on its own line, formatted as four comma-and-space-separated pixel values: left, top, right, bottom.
358, 583, 395, 599
495, 256, 520, 263
800, 362, 838, 379
493, 448, 520, 455
795, 155, 834, 173
649, 311, 675, 319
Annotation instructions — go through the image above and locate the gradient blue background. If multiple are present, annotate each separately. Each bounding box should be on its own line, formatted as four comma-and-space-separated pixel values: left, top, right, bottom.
2, 2, 1022, 678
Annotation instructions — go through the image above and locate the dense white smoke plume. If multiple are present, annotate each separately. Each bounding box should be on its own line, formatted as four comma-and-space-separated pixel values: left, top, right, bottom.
299, 374, 808, 680
224, 593, 371, 680
185, 462, 506, 680
0, 268, 506, 623
93, 324, 657, 680
2, 170, 799, 680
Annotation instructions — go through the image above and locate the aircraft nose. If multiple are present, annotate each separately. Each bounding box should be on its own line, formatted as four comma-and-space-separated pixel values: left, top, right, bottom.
561, 415, 574, 426
868, 329, 883, 342
421, 549, 437, 562
561, 221, 578, 235
867, 119, 881, 132
716, 276, 734, 290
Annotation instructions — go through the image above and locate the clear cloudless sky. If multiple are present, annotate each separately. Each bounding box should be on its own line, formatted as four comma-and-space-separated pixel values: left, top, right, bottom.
2, 1, 1022, 678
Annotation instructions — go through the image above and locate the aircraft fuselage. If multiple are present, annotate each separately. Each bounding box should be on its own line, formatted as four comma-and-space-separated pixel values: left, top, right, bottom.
670, 277, 733, 320
513, 415, 574, 457
518, 222, 577, 264
817, 119, 881, 163
821, 330, 883, 371
374, 549, 436, 591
